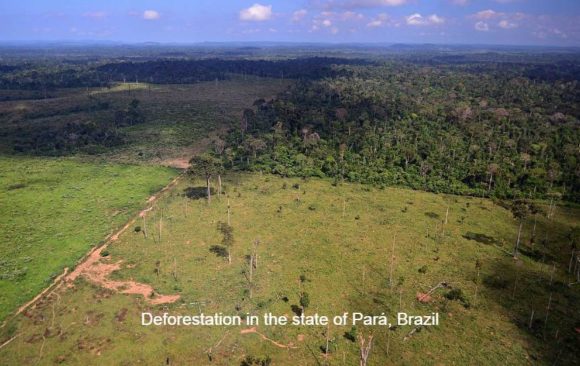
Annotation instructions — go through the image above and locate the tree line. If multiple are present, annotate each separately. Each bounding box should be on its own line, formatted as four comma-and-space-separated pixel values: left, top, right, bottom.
220, 61, 580, 202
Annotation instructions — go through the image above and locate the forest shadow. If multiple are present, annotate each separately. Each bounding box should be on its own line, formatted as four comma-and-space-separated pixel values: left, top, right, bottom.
209, 245, 227, 258
184, 186, 214, 200
463, 232, 498, 245
483, 257, 579, 365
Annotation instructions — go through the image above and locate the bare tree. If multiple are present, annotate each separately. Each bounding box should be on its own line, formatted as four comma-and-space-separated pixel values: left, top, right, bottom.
358, 334, 373, 366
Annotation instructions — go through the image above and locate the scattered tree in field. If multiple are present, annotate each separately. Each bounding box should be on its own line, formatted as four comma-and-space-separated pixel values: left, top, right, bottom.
217, 222, 234, 264
298, 274, 309, 315
245, 239, 259, 298
188, 154, 223, 204
510, 200, 531, 258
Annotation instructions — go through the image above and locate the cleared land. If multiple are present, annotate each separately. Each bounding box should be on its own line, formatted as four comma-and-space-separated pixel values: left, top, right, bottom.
0, 78, 289, 323
0, 78, 290, 165
1, 174, 577, 365
0, 156, 177, 321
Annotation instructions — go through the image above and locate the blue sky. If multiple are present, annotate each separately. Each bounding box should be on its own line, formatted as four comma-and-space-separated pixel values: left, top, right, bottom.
1, 0, 579, 46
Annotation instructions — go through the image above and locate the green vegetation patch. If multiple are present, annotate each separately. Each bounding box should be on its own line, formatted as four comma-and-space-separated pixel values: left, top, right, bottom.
2, 174, 577, 365
0, 156, 177, 321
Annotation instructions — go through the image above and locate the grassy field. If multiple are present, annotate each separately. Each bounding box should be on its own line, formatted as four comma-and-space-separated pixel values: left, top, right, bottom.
1, 173, 577, 365
0, 156, 177, 321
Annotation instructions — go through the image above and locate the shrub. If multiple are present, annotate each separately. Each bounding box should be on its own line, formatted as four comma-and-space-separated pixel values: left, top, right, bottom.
445, 288, 470, 308
241, 356, 272, 366
344, 326, 357, 342
300, 292, 310, 309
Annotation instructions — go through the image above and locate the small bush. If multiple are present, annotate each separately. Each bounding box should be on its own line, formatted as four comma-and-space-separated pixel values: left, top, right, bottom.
209, 245, 228, 258
241, 355, 272, 366
300, 292, 310, 309
344, 326, 357, 342
100, 250, 110, 257
445, 288, 470, 308
418, 265, 428, 274
134, 226, 141, 233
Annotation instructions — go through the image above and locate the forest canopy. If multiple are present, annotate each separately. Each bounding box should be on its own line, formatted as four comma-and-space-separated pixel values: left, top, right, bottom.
221, 61, 580, 202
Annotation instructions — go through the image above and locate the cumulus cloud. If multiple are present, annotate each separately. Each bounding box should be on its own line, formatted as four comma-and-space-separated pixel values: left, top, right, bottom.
292, 9, 308, 22
498, 20, 518, 29
471, 9, 504, 20
143, 10, 160, 20
475, 21, 489, 31
239, 4, 273, 21
406, 13, 445, 26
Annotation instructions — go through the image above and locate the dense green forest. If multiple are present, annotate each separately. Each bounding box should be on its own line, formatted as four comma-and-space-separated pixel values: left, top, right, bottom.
222, 61, 580, 202
0, 57, 366, 90
1, 50, 579, 201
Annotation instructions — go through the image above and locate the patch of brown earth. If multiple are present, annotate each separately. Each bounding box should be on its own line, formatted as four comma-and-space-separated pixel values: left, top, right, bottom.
240, 327, 297, 349
416, 292, 432, 303
66, 245, 180, 305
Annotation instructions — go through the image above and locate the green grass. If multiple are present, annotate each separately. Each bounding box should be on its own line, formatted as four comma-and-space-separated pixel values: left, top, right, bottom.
1, 173, 578, 365
0, 156, 177, 321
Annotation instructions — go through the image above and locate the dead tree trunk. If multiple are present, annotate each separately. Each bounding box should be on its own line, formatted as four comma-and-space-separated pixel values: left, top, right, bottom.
358, 334, 373, 366
514, 221, 523, 257
206, 177, 211, 204
389, 234, 396, 289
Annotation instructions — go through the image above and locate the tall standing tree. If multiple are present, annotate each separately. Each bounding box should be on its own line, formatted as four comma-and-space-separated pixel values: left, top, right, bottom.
511, 200, 531, 258
188, 154, 223, 204
217, 222, 234, 264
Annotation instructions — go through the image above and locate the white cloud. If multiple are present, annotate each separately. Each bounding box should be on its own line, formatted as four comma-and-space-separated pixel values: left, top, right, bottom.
472, 9, 502, 20
292, 9, 308, 22
340, 11, 364, 21
498, 20, 518, 29
475, 21, 489, 31
428, 14, 445, 25
366, 0, 406, 5
312, 0, 407, 9
406, 13, 445, 26
143, 10, 160, 20
322, 19, 333, 27
83, 11, 107, 19
239, 4, 273, 21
